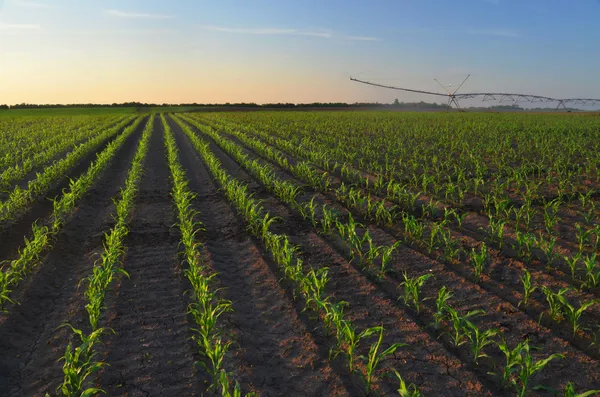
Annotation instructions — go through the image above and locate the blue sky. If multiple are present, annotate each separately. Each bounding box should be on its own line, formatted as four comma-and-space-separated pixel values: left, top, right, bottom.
0, 0, 599, 104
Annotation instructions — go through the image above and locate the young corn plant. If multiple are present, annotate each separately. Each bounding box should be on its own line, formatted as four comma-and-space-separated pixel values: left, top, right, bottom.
402, 214, 424, 246
433, 286, 453, 329
470, 243, 488, 282
359, 326, 407, 395
575, 223, 593, 252
538, 235, 558, 269
377, 241, 401, 279
518, 270, 537, 308
391, 370, 424, 397
581, 253, 600, 289
555, 295, 600, 337
320, 205, 339, 236
514, 232, 537, 263
496, 339, 564, 397
540, 286, 570, 323
56, 325, 110, 397
488, 216, 505, 248
445, 307, 485, 347
562, 382, 600, 397
463, 320, 500, 364
565, 253, 582, 281
331, 321, 378, 374
398, 273, 434, 314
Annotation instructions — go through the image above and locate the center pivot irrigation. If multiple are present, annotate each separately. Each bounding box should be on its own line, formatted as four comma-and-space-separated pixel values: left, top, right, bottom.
350, 75, 600, 110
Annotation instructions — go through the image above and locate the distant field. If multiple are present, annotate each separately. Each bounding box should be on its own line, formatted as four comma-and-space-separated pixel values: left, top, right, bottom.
1, 110, 600, 396
0, 106, 198, 117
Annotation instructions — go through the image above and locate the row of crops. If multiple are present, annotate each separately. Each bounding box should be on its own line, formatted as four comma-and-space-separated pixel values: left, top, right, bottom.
0, 110, 599, 396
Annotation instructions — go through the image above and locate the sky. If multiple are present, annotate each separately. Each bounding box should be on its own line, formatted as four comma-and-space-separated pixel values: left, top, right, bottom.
1, 0, 599, 105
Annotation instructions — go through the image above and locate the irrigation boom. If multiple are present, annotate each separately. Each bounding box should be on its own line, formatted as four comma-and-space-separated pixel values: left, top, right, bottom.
350, 77, 600, 110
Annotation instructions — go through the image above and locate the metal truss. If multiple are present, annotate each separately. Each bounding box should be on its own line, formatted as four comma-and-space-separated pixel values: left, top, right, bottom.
350, 77, 600, 110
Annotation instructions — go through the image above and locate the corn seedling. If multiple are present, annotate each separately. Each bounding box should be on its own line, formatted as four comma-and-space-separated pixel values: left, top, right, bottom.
57, 325, 111, 397
540, 286, 570, 323
391, 370, 424, 397
488, 216, 505, 248
445, 307, 485, 347
565, 253, 582, 281
359, 326, 407, 395
496, 339, 564, 397
470, 243, 487, 282
399, 273, 434, 314
555, 295, 600, 336
433, 286, 453, 329
562, 382, 600, 397
463, 320, 499, 364
581, 253, 600, 289
519, 270, 537, 308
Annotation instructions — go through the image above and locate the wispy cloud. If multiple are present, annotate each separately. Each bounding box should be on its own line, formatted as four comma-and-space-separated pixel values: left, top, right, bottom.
344, 35, 379, 41
199, 25, 333, 38
9, 0, 54, 8
0, 23, 41, 30
199, 25, 380, 41
105, 9, 173, 19
467, 28, 519, 38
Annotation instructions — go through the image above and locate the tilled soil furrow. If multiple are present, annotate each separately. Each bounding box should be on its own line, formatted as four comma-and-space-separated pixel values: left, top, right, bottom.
169, 116, 353, 397
100, 117, 198, 397
0, 118, 146, 397
176, 117, 499, 396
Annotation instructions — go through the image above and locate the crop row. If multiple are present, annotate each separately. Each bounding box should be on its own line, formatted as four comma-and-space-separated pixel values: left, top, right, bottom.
0, 117, 146, 311
162, 114, 247, 396
0, 115, 125, 172
0, 116, 138, 223
0, 115, 132, 192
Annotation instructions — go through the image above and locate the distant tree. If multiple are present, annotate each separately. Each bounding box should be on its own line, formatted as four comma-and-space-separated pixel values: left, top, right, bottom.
393, 98, 400, 106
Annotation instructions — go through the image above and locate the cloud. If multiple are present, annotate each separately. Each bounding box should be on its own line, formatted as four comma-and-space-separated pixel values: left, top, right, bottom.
199, 25, 380, 41
199, 25, 333, 38
467, 28, 519, 38
0, 23, 41, 30
9, 0, 54, 8
105, 9, 173, 19
345, 35, 379, 41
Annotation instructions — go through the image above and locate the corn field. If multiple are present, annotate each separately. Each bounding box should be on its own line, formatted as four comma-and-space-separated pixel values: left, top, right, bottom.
0, 110, 599, 397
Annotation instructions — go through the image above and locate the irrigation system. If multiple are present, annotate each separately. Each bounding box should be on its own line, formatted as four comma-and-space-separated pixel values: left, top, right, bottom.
350, 75, 600, 110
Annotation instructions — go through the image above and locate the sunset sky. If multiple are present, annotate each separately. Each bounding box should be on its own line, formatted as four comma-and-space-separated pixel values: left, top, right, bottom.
1, 0, 599, 105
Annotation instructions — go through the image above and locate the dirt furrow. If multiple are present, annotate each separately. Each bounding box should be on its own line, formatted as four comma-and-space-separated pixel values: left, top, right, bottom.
99, 117, 198, 397
0, 118, 146, 397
